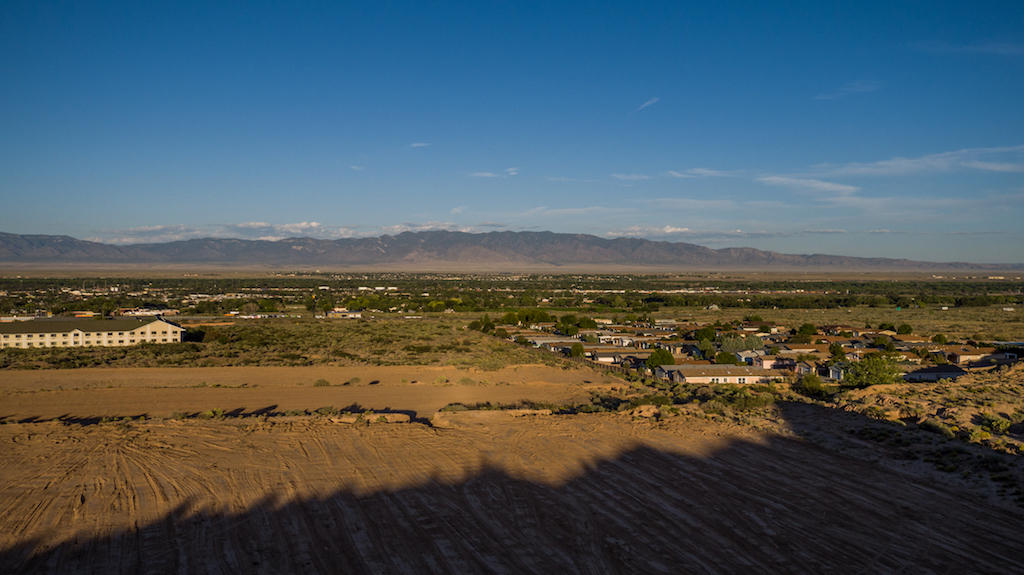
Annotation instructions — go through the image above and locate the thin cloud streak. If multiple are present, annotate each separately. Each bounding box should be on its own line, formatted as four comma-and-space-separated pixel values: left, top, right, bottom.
756, 175, 860, 194
810, 145, 1024, 176
524, 206, 628, 217
641, 197, 738, 211
914, 41, 1024, 56
814, 81, 881, 100
667, 168, 732, 178
545, 176, 597, 183
634, 97, 660, 112
470, 167, 520, 178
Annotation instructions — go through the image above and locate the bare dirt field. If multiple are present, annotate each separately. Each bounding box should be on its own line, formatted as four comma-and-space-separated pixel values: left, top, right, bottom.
2, 407, 1023, 574
0, 365, 609, 422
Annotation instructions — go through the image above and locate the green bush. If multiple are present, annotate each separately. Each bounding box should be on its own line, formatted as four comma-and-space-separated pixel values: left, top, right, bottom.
313, 378, 331, 387
628, 394, 672, 408
920, 418, 955, 439
979, 413, 1011, 435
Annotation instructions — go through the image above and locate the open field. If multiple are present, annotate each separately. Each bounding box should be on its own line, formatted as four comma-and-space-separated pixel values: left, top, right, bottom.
0, 318, 560, 370
0, 365, 609, 422
2, 405, 1024, 573
664, 305, 1024, 341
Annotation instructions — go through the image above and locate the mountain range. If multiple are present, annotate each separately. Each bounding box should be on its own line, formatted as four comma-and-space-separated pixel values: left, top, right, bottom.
0, 231, 1019, 270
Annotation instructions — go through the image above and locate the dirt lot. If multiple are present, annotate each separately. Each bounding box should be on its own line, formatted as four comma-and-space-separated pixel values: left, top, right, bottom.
2, 403, 1024, 572
0, 365, 609, 422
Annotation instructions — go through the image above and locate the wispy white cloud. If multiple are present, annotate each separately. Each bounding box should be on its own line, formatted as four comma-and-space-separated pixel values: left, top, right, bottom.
960, 160, 1024, 173
641, 197, 739, 211
634, 97, 660, 112
349, 165, 365, 171
810, 144, 1024, 176
450, 206, 466, 215
667, 168, 732, 178
545, 176, 597, 183
607, 225, 691, 237
410, 142, 431, 148
274, 221, 323, 234
379, 221, 472, 235
666, 170, 695, 179
611, 173, 651, 181
524, 206, 628, 217
604, 226, 798, 243
756, 175, 860, 193
93, 222, 359, 244
814, 81, 881, 100
470, 167, 520, 178
914, 41, 1024, 56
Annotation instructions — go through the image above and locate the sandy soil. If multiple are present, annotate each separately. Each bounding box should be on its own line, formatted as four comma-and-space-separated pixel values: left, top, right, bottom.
0, 365, 608, 422
2, 407, 1023, 573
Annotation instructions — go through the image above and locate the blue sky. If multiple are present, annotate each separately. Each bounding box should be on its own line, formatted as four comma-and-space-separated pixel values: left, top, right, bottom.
2, 1, 1023, 262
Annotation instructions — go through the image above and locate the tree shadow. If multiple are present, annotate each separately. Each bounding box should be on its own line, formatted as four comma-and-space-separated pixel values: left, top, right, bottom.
1, 403, 1023, 573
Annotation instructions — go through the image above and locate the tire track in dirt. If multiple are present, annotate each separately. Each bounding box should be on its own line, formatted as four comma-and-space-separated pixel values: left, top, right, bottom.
2, 414, 1024, 573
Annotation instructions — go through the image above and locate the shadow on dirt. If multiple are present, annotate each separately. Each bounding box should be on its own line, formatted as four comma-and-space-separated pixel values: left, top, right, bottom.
2, 402, 1023, 573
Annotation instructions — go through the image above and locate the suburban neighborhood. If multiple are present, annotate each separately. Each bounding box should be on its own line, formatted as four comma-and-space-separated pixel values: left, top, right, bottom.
492, 315, 1020, 385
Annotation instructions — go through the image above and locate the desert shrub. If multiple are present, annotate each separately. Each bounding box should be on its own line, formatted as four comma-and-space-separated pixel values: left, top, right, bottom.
979, 413, 1011, 435
699, 384, 775, 412
628, 394, 672, 408
589, 393, 626, 411
313, 378, 331, 387
861, 406, 888, 420
921, 419, 958, 435
969, 428, 993, 443
403, 344, 433, 353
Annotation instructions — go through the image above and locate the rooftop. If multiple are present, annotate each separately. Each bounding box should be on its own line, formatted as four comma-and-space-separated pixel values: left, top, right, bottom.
0, 318, 177, 334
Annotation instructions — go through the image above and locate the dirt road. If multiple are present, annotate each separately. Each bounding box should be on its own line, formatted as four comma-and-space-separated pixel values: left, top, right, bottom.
2, 410, 1022, 573
0, 365, 606, 421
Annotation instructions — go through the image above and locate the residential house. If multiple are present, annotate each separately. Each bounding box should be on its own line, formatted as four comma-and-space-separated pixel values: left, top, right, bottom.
654, 364, 778, 385
904, 365, 969, 382
757, 356, 796, 371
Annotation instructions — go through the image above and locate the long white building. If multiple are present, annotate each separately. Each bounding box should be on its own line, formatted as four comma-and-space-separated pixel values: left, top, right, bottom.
0, 318, 184, 349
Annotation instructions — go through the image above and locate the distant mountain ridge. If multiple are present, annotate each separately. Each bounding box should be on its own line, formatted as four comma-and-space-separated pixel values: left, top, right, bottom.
0, 231, 1019, 270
